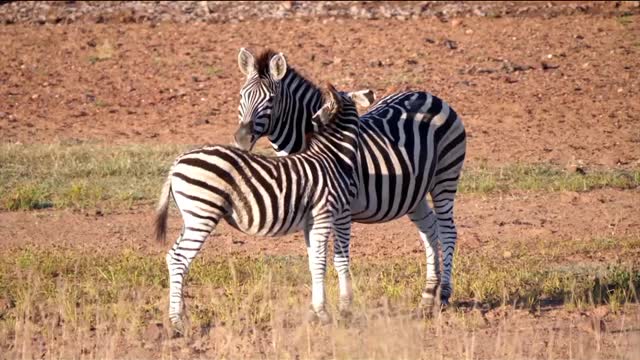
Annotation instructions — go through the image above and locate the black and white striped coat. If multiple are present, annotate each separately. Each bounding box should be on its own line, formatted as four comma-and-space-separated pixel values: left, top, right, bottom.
155, 85, 362, 331
235, 49, 466, 309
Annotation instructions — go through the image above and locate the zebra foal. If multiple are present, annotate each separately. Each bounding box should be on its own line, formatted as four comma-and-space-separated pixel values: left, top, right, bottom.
154, 84, 369, 333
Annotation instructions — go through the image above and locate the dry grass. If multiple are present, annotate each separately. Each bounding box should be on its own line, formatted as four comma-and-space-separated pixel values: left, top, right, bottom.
0, 235, 638, 359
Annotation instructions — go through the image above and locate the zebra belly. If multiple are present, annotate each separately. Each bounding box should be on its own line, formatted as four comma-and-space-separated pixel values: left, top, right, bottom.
223, 198, 309, 237
350, 174, 429, 224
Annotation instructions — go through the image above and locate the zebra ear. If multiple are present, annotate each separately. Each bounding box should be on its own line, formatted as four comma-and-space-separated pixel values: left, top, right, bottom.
269, 53, 287, 81
238, 48, 255, 76
348, 89, 375, 107
312, 84, 341, 125
312, 103, 334, 125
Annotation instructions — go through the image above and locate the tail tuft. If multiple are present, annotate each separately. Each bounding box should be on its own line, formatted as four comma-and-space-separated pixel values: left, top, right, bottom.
154, 177, 172, 243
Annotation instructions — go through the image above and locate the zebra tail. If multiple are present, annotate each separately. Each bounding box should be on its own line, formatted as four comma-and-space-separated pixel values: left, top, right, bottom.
154, 176, 172, 243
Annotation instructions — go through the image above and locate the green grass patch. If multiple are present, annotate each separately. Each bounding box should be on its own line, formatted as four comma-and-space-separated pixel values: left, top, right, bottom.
1, 143, 638, 211
0, 143, 187, 210
459, 163, 639, 193
617, 13, 634, 26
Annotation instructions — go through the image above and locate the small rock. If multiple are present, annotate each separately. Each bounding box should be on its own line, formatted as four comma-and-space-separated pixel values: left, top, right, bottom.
451, 18, 463, 27
31, 94, 39, 100
502, 251, 512, 259
566, 162, 587, 175
192, 119, 210, 126
443, 39, 458, 49
465, 29, 474, 35
424, 37, 436, 44
541, 62, 559, 70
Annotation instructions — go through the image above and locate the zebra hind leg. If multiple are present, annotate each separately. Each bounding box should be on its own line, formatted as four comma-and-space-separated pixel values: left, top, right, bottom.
408, 199, 441, 314
166, 215, 217, 336
333, 212, 353, 320
432, 192, 458, 307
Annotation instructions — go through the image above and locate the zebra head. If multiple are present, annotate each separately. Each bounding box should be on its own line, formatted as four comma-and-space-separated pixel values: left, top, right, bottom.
234, 48, 287, 151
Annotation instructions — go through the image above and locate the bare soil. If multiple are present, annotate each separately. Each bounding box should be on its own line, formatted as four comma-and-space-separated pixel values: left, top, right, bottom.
1, 8, 639, 168
1, 189, 638, 260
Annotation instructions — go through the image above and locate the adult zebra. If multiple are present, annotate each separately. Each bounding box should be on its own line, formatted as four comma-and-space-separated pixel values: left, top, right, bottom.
155, 84, 369, 332
234, 49, 466, 309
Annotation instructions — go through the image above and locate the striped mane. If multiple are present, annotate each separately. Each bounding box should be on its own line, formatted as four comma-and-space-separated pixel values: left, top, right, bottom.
255, 49, 322, 94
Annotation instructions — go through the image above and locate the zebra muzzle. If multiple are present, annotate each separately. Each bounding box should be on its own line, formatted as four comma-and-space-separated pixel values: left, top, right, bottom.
233, 123, 255, 151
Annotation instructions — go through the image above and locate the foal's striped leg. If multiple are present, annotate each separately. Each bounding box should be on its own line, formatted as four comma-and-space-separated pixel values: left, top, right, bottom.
305, 217, 331, 324
333, 211, 353, 316
165, 208, 217, 333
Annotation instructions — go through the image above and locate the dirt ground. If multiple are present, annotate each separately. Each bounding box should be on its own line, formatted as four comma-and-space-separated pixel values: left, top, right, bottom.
1, 2, 639, 359
1, 189, 638, 260
1, 4, 639, 168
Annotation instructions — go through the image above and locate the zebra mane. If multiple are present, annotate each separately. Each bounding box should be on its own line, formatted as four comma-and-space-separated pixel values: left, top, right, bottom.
255, 49, 322, 95
255, 49, 278, 77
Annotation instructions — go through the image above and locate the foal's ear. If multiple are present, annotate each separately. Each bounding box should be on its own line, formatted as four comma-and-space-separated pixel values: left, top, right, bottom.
312, 102, 334, 125
269, 53, 287, 81
348, 89, 376, 107
312, 84, 341, 125
238, 48, 256, 76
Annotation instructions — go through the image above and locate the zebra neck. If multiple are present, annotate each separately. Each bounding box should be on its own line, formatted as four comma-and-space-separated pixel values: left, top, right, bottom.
268, 69, 323, 156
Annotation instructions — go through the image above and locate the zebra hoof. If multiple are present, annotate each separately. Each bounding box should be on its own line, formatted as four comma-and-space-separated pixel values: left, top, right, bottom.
440, 297, 450, 309
306, 307, 332, 325
338, 308, 353, 322
170, 321, 185, 338
440, 284, 452, 308
338, 298, 353, 320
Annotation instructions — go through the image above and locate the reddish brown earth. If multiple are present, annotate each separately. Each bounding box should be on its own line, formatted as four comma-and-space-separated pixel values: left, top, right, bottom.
1, 9, 639, 168
1, 189, 638, 260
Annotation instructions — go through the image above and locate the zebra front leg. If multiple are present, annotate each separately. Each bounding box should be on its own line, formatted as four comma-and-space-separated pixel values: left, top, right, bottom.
166, 220, 215, 335
333, 212, 353, 318
305, 221, 331, 325
408, 199, 441, 311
